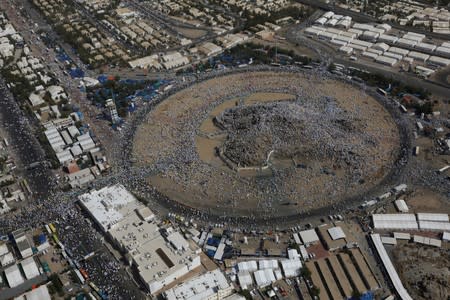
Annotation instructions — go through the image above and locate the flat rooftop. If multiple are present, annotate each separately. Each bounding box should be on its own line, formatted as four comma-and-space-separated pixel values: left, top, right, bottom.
163, 269, 231, 300
78, 184, 142, 232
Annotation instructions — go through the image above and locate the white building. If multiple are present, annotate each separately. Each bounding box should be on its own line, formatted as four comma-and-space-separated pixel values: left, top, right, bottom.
299, 229, 320, 245
12, 229, 33, 259
162, 269, 235, 300
372, 214, 418, 230
79, 185, 201, 294
128, 55, 162, 70
21, 257, 40, 280
160, 52, 189, 70
394, 200, 409, 213
15, 285, 51, 300
78, 184, 141, 232
198, 42, 223, 57
280, 258, 302, 278
46, 85, 67, 102
4, 264, 24, 288
237, 272, 253, 289
327, 227, 346, 240
254, 269, 276, 288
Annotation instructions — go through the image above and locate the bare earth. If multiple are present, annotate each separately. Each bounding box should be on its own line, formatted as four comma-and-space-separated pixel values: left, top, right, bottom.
133, 71, 400, 218
392, 243, 450, 300
405, 188, 450, 214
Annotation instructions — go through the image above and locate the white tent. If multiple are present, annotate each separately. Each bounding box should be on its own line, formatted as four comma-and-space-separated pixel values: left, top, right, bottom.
4, 264, 24, 288
280, 259, 302, 278
237, 261, 258, 273
238, 272, 253, 289
328, 227, 346, 240
394, 200, 409, 213
254, 269, 276, 288
258, 260, 279, 270
299, 229, 319, 244
21, 257, 40, 280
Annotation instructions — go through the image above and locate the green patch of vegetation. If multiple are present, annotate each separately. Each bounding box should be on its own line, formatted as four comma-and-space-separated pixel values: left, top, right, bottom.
301, 266, 312, 279
228, 42, 312, 65
87, 78, 155, 118
348, 69, 431, 100
238, 289, 252, 300
352, 289, 362, 299
310, 285, 320, 297
0, 178, 15, 188
0, 69, 35, 102
49, 274, 64, 296
0, 156, 7, 172
242, 6, 314, 30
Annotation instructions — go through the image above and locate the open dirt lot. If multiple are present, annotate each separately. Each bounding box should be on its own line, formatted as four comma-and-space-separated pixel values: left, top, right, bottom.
405, 188, 450, 214
132, 71, 400, 218
392, 243, 450, 300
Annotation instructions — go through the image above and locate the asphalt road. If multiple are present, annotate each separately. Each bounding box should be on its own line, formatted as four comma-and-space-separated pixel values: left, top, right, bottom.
286, 23, 450, 98
0, 80, 56, 199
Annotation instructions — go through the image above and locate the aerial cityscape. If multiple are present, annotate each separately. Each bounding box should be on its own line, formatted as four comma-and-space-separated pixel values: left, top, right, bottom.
0, 0, 449, 299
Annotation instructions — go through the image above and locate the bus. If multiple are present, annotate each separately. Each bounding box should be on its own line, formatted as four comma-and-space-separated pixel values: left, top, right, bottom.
79, 268, 89, 280
438, 165, 450, 173
89, 282, 108, 300
49, 223, 57, 234
44, 224, 51, 235
377, 87, 388, 96
52, 234, 64, 249
52, 234, 59, 244
400, 105, 407, 113
74, 269, 85, 284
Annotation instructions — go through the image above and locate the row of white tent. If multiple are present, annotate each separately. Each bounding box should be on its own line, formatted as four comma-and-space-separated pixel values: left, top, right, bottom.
236, 251, 303, 289
373, 213, 450, 231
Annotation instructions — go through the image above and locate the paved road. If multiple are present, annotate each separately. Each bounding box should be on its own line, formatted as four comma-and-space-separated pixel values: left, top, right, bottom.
0, 274, 47, 300
286, 23, 450, 97
0, 79, 56, 199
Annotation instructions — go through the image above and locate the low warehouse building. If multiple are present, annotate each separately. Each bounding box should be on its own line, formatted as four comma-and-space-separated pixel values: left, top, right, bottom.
375, 55, 398, 66
394, 199, 409, 213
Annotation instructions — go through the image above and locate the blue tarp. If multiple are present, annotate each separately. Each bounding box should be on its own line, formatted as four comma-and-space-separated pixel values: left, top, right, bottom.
128, 103, 136, 112
121, 79, 139, 85
207, 238, 220, 247
143, 94, 155, 101
56, 53, 70, 62
206, 249, 216, 257
220, 54, 234, 63
69, 68, 85, 78
38, 233, 47, 244
351, 292, 374, 300
97, 75, 109, 84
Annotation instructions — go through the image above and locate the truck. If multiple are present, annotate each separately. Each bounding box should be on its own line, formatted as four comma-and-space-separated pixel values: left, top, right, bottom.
377, 88, 388, 96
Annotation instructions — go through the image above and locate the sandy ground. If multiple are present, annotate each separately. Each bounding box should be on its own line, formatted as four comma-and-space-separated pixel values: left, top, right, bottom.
133, 71, 400, 218
392, 243, 449, 300
405, 188, 450, 214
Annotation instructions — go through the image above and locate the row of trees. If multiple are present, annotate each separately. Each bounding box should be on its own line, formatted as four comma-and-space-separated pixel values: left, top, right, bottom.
242, 6, 314, 30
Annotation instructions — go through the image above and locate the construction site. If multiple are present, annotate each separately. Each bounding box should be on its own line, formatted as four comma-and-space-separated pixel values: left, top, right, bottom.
132, 69, 402, 220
